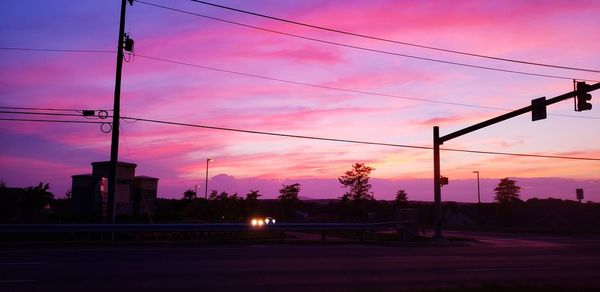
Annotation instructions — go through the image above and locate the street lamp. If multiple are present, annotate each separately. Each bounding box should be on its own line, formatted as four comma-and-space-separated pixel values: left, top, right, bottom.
205, 158, 213, 199
472, 171, 481, 204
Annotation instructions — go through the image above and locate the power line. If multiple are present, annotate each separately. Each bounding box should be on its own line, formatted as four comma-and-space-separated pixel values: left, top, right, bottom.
0, 106, 85, 112
2, 110, 597, 161
0, 118, 103, 124
136, 54, 505, 110
0, 48, 561, 112
122, 115, 430, 149
439, 147, 599, 161
135, 1, 599, 82
1, 47, 598, 120
188, 0, 600, 74
0, 110, 91, 118
120, 115, 600, 161
136, 54, 600, 120
0, 47, 114, 54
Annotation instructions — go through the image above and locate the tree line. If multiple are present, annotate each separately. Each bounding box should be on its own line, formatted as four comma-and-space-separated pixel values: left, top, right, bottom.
2, 165, 595, 233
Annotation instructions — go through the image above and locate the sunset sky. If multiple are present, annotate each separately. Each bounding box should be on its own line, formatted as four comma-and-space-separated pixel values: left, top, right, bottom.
1, 0, 599, 202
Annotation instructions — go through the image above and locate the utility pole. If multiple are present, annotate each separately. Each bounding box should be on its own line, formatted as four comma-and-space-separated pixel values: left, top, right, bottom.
205, 158, 213, 199
473, 170, 481, 225
107, 0, 133, 224
432, 82, 599, 238
473, 170, 481, 204
433, 126, 442, 239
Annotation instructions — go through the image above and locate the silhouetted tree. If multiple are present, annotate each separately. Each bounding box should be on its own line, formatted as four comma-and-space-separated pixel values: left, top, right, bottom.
208, 190, 219, 200
339, 163, 375, 202
494, 178, 521, 204
395, 190, 408, 207
205, 191, 245, 221
245, 190, 261, 201
21, 182, 55, 222
279, 184, 301, 202
64, 188, 72, 200
494, 178, 522, 227
181, 199, 204, 221
245, 190, 261, 216
338, 163, 375, 220
183, 189, 196, 200
279, 183, 301, 220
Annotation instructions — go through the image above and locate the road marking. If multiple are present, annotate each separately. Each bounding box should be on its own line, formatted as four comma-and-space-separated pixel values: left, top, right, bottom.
456, 266, 557, 272
0, 262, 45, 265
377, 256, 464, 260
0, 280, 36, 283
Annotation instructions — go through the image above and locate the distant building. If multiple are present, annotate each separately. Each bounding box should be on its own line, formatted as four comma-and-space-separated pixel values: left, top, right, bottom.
71, 161, 158, 222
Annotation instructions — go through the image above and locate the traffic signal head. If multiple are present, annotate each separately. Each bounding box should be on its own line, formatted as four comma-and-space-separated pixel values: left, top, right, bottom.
576, 81, 592, 111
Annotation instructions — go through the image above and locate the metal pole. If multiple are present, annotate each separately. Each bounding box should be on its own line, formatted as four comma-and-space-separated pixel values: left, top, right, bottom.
476, 171, 481, 204
107, 0, 128, 224
476, 171, 481, 225
440, 82, 600, 143
473, 171, 481, 204
473, 170, 481, 225
433, 126, 442, 239
205, 159, 211, 199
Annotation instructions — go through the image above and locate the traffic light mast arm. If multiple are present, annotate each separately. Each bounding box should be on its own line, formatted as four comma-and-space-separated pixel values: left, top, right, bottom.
432, 81, 598, 239
439, 82, 600, 144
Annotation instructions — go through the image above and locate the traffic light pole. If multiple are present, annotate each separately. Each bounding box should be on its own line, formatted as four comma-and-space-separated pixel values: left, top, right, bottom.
433, 126, 442, 239
107, 0, 130, 224
440, 82, 600, 143
432, 82, 599, 238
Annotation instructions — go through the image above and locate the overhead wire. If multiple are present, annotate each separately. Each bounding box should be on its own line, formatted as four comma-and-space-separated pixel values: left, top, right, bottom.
135, 54, 505, 110
187, 0, 600, 74
0, 47, 114, 54
0, 118, 103, 124
2, 108, 598, 161
122, 115, 431, 150
0, 106, 111, 112
119, 115, 600, 161
0, 110, 92, 118
136, 54, 600, 120
134, 1, 599, 83
1, 47, 598, 120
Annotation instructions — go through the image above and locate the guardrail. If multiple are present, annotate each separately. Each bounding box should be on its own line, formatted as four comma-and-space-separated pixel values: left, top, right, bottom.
0, 221, 412, 233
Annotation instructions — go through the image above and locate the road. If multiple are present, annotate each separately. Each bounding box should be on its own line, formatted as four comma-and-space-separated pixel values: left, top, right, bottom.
2, 232, 600, 291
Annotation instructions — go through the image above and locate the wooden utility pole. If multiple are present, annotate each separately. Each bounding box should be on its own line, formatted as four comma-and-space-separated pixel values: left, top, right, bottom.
107, 0, 132, 224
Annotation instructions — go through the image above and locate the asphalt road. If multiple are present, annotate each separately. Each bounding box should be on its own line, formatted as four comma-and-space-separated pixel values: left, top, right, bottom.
2, 232, 600, 291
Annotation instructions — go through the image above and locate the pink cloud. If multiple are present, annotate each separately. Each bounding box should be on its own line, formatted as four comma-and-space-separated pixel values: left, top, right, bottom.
252, 46, 343, 64
409, 112, 494, 129
0, 155, 88, 195
2, 0, 599, 202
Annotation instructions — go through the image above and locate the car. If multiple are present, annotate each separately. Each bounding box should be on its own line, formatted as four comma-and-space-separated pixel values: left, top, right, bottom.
250, 217, 276, 227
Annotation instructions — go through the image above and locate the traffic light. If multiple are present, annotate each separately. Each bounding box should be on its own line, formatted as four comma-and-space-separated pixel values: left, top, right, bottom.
531, 96, 547, 121
576, 81, 592, 111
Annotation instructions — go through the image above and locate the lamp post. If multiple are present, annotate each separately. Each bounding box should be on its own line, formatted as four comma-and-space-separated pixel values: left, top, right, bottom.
473, 171, 481, 204
473, 170, 481, 225
194, 184, 200, 199
205, 158, 213, 199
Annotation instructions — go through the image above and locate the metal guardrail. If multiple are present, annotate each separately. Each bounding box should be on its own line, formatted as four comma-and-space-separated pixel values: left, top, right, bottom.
0, 221, 412, 233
